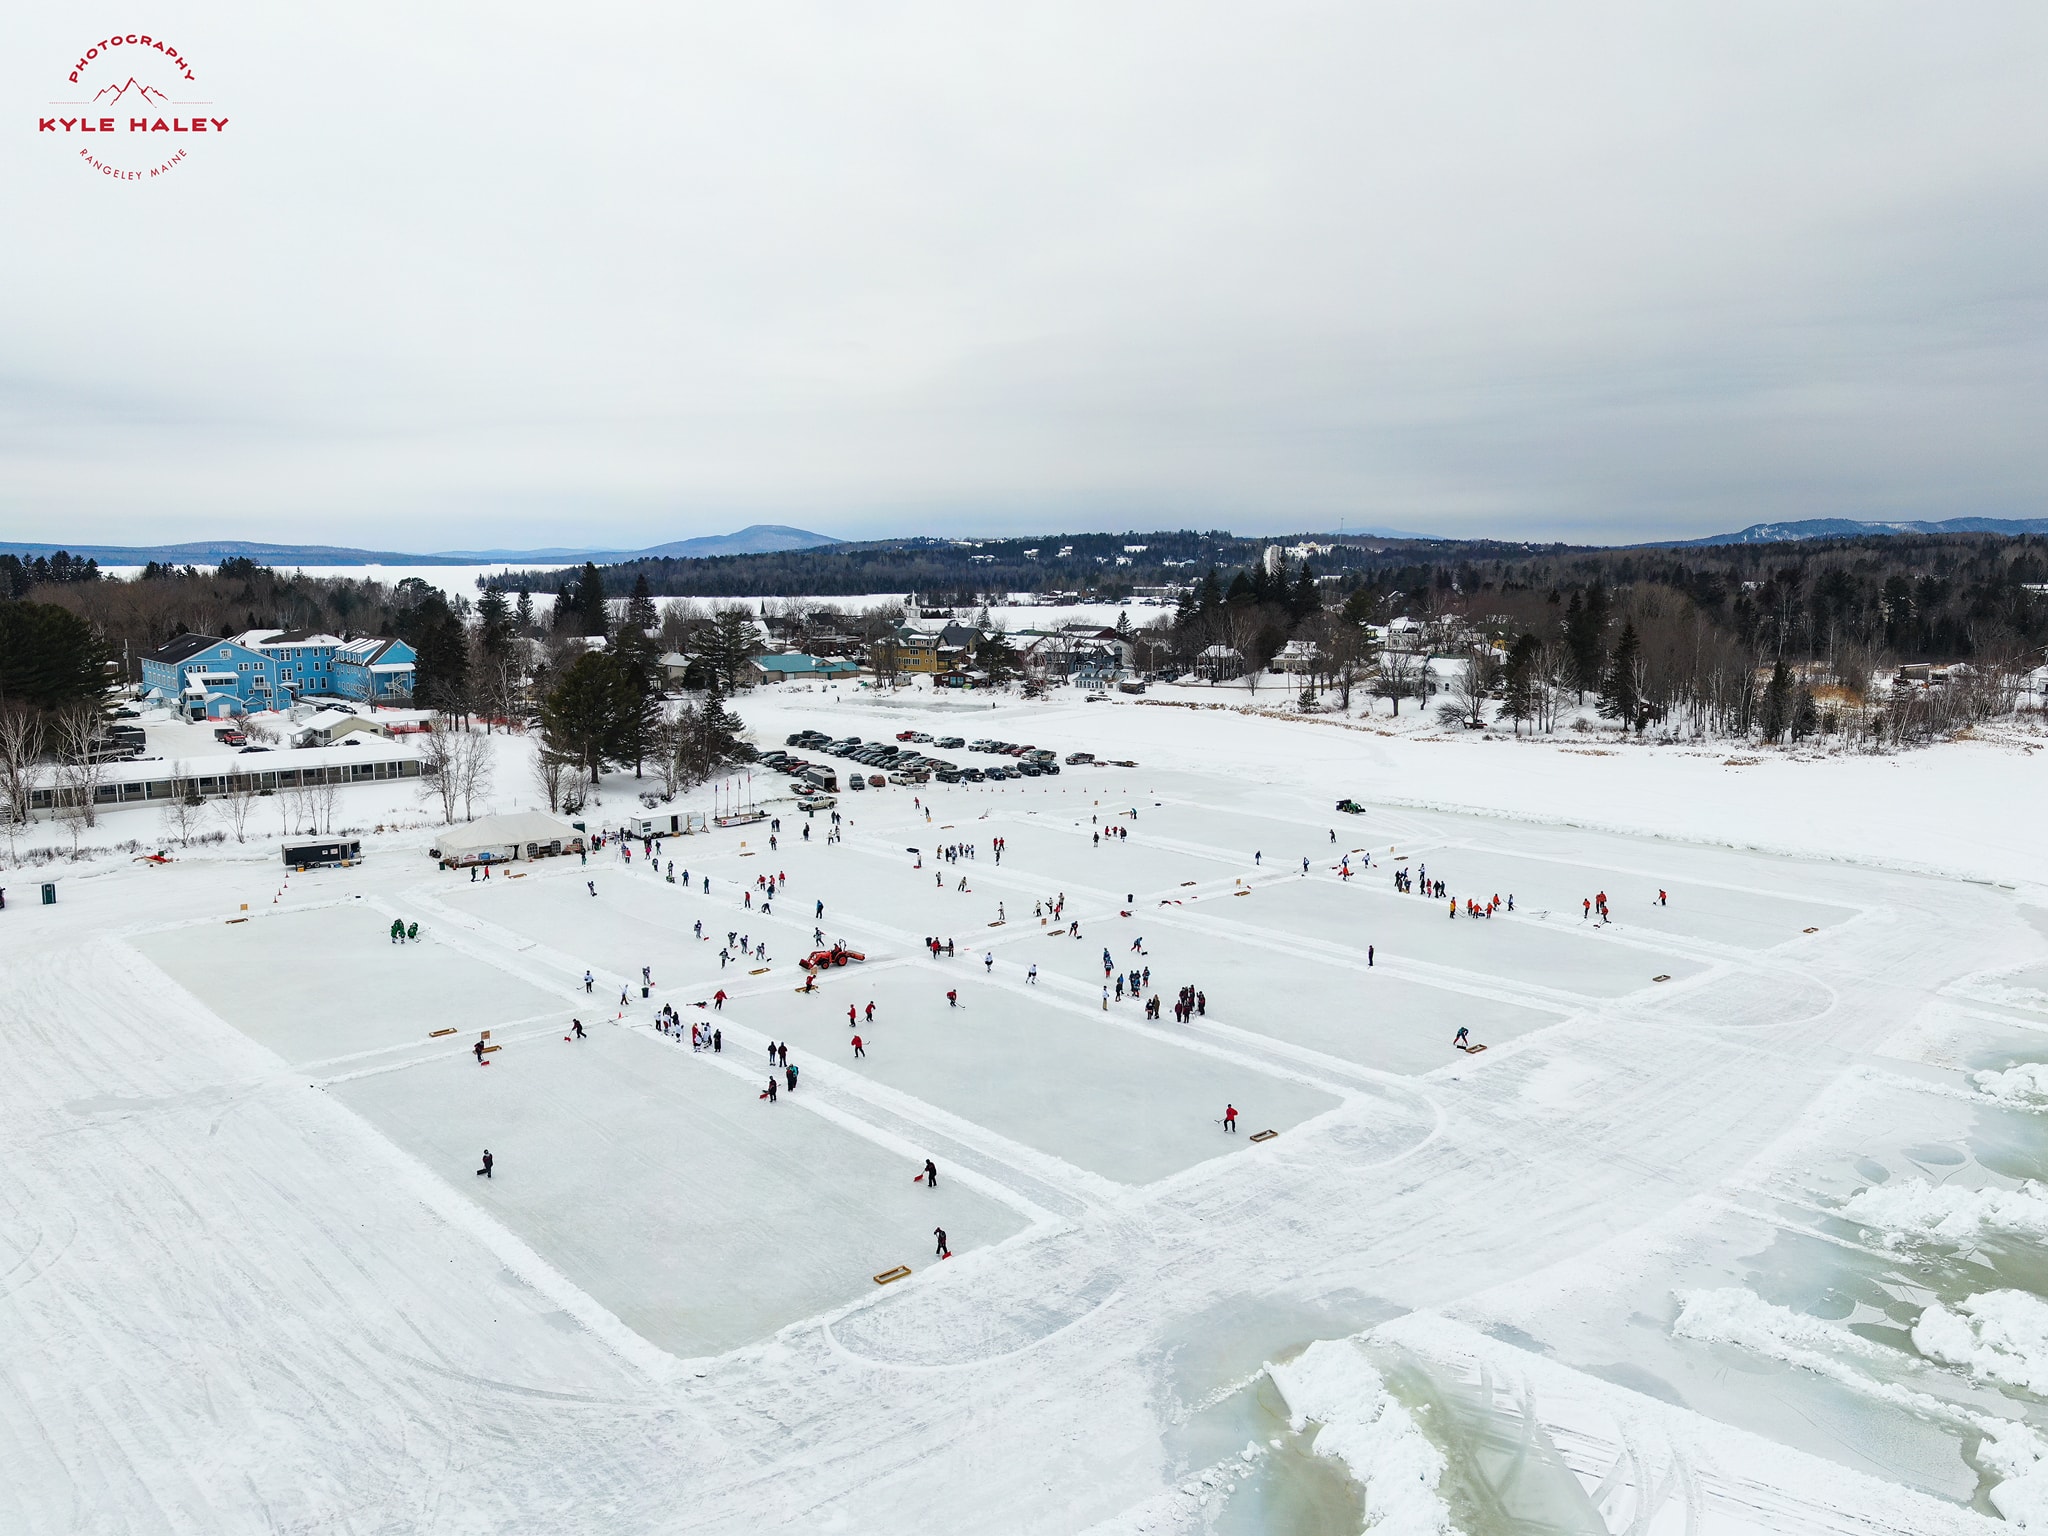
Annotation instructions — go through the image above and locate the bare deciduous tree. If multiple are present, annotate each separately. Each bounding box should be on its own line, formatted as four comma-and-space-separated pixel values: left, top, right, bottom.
1371, 650, 1423, 716
0, 705, 43, 833
51, 704, 107, 848
533, 738, 573, 813
162, 760, 202, 847
417, 719, 464, 824
214, 768, 259, 843
455, 728, 493, 820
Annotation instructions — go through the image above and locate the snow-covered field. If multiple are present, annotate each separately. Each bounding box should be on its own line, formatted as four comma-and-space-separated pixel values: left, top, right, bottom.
5, 691, 2048, 1533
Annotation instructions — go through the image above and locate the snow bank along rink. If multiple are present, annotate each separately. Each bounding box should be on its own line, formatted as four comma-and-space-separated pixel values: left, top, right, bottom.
3, 693, 2046, 1535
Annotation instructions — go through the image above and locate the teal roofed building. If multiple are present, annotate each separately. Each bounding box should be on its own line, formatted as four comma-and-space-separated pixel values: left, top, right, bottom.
747, 653, 860, 685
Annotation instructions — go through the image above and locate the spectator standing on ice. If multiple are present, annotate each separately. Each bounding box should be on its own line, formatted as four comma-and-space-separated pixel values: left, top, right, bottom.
477, 1149, 493, 1178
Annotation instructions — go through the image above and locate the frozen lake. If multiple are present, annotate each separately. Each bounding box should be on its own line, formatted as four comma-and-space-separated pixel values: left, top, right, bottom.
7, 688, 2047, 1535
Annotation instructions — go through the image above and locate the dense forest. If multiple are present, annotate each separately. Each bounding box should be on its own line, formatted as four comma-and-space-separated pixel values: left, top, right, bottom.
499, 529, 1446, 602
4, 532, 2044, 758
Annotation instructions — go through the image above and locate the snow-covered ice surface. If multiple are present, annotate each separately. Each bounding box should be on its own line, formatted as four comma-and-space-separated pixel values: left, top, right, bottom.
6, 691, 2048, 1532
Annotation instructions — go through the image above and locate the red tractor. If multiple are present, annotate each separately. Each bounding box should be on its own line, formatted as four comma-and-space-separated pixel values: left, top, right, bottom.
800, 943, 867, 972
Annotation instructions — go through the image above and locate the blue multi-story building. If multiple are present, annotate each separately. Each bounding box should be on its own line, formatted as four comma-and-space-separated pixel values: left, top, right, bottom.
140, 634, 288, 719
139, 630, 417, 718
238, 630, 348, 697
330, 636, 417, 702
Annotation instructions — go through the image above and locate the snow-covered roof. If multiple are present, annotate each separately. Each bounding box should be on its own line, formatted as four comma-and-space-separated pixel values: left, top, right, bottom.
437, 811, 584, 859
299, 709, 383, 736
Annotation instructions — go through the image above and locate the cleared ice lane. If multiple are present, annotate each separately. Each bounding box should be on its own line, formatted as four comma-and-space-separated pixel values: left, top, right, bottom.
752, 965, 1343, 1186
329, 1025, 1029, 1358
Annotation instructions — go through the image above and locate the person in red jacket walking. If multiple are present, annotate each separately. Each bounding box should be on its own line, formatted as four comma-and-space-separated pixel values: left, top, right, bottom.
1223, 1104, 1238, 1133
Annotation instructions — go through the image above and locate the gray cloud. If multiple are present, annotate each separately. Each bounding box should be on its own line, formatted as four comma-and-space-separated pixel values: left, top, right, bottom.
5, 2, 2045, 548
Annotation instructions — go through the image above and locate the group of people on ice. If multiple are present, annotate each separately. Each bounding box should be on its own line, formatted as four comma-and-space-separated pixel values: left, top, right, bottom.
1451, 893, 1512, 918
1392, 864, 1443, 898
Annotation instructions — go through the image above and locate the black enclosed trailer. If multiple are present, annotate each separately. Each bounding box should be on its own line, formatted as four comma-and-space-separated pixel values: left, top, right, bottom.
283, 839, 362, 870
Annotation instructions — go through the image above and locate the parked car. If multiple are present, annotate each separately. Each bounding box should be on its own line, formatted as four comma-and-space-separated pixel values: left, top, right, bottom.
936, 737, 965, 749
846, 774, 866, 790
895, 730, 917, 741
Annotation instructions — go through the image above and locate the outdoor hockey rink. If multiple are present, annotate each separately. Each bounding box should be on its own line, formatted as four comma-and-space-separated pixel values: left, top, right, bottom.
5, 693, 2048, 1534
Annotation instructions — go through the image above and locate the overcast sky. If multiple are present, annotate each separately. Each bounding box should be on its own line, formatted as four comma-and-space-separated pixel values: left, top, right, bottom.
5, 3, 2045, 551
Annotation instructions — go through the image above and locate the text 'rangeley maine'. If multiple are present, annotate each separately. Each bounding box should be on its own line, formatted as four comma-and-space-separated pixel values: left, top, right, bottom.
39, 34, 228, 180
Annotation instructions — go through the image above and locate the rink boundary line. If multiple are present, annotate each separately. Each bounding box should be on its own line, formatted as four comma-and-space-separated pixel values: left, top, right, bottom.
1134, 895, 1616, 1014
294, 1008, 570, 1074
307, 1017, 585, 1085
967, 958, 1376, 1107
615, 1012, 1109, 1218
95, 937, 693, 1390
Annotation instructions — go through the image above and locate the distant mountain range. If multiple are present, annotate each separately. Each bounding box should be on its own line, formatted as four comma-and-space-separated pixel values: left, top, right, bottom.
0, 524, 841, 567
1658, 516, 2048, 547
9, 516, 2045, 574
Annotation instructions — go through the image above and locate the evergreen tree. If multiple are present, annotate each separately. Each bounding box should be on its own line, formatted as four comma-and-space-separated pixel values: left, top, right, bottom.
1564, 584, 1609, 700
1500, 633, 1541, 734
397, 591, 472, 716
574, 561, 610, 637
1292, 562, 1320, 620
0, 601, 108, 712
1224, 571, 1256, 607
975, 628, 1019, 685
1759, 658, 1795, 741
698, 684, 744, 762
625, 572, 659, 635
1791, 685, 1819, 742
1597, 620, 1643, 732
514, 587, 534, 634
476, 587, 513, 660
610, 622, 664, 777
541, 650, 632, 784
1196, 568, 1225, 614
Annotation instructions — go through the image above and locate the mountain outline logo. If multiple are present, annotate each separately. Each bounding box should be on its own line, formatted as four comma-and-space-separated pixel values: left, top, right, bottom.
90, 78, 170, 106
